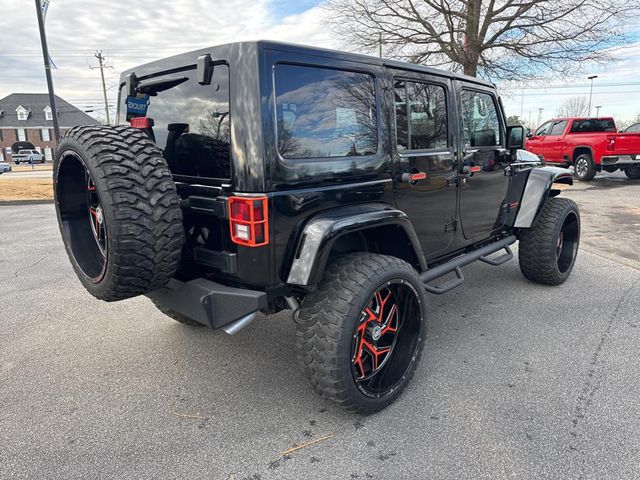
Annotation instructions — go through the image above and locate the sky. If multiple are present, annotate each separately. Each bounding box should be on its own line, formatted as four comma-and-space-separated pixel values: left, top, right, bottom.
1, 0, 639, 127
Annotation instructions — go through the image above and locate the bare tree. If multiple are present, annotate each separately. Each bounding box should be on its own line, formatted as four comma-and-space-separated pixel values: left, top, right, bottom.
557, 96, 590, 117
616, 114, 640, 131
322, 0, 638, 80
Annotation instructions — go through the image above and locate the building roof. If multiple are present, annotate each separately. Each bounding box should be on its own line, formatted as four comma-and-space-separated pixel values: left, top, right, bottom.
0, 93, 98, 128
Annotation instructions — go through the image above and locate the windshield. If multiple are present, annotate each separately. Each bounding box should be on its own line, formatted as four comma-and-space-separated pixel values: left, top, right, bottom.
118, 64, 231, 180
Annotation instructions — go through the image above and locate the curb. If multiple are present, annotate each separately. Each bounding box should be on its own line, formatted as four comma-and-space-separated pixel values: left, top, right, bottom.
0, 199, 54, 206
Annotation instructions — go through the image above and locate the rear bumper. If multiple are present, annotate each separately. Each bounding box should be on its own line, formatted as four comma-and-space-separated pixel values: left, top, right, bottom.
146, 278, 267, 330
601, 155, 640, 167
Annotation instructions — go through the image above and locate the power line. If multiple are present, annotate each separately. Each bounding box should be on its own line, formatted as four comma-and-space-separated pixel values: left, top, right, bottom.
514, 90, 640, 96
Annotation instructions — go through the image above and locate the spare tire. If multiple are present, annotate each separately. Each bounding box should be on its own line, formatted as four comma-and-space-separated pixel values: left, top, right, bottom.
54, 125, 184, 301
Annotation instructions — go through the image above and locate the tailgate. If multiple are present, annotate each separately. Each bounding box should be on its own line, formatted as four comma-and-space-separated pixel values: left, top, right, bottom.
611, 133, 640, 154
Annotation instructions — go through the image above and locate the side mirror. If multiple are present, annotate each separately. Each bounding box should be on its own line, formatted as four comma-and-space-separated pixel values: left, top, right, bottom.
507, 125, 525, 149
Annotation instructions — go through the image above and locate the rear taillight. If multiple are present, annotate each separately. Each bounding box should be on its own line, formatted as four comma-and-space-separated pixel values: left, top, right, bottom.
606, 135, 616, 151
228, 196, 269, 247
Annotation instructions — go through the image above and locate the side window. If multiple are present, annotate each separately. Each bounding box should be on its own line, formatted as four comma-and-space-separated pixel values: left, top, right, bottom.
570, 118, 616, 133
460, 90, 501, 147
549, 120, 568, 136
274, 64, 377, 159
394, 80, 448, 151
535, 121, 553, 136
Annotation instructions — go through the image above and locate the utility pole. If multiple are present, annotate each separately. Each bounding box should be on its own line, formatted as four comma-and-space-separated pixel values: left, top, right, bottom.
595, 105, 602, 117
91, 51, 112, 125
378, 33, 383, 58
537, 107, 543, 127
34, 0, 60, 141
587, 75, 598, 117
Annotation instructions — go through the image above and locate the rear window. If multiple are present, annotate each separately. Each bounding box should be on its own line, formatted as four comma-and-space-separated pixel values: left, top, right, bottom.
570, 119, 616, 133
118, 65, 231, 179
274, 64, 378, 159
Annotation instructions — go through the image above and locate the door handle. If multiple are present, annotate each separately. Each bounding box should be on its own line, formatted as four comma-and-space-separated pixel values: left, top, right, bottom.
400, 171, 428, 184
462, 165, 481, 175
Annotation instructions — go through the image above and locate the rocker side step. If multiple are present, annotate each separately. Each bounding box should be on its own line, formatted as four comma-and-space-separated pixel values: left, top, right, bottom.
420, 235, 517, 294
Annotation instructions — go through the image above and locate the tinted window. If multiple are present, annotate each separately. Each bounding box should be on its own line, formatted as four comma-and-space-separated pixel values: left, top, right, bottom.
549, 120, 568, 136
570, 118, 616, 133
534, 121, 553, 136
119, 65, 230, 179
460, 90, 501, 147
394, 80, 448, 151
274, 64, 377, 159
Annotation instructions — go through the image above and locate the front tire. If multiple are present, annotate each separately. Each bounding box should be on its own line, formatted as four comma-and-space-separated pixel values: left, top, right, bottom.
518, 197, 580, 285
295, 254, 427, 414
624, 166, 640, 179
573, 154, 596, 181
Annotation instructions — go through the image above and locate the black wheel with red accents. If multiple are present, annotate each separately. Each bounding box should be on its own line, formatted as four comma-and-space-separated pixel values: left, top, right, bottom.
54, 125, 184, 301
295, 253, 427, 414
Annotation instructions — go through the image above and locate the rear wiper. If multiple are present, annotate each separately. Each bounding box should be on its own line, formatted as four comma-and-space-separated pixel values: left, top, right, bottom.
136, 76, 188, 96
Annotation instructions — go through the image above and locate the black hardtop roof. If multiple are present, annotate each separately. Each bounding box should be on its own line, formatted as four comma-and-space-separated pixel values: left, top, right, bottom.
120, 40, 494, 89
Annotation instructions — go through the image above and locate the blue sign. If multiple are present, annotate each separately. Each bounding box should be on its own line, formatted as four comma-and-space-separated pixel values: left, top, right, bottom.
126, 95, 149, 117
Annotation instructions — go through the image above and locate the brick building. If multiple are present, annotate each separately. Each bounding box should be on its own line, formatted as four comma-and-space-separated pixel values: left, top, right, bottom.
0, 93, 98, 162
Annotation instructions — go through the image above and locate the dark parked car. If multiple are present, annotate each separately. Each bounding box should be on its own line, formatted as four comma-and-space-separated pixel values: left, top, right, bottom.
53, 41, 580, 414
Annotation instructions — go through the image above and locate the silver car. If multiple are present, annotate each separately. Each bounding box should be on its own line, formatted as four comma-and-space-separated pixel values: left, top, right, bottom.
0, 162, 12, 174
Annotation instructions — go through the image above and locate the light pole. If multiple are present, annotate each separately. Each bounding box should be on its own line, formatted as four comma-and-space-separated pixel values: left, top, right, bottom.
34, 0, 60, 142
595, 105, 602, 117
588, 75, 598, 117
537, 107, 544, 126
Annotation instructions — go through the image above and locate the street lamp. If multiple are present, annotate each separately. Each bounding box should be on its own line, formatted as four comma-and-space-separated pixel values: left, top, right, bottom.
588, 75, 598, 117
595, 105, 602, 117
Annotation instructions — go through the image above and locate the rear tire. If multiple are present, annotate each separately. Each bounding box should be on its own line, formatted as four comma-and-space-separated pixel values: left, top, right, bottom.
573, 154, 596, 181
518, 197, 580, 285
624, 166, 640, 179
54, 125, 184, 301
295, 253, 427, 414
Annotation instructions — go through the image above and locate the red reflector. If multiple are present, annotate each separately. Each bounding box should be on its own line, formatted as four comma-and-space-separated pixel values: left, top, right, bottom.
228, 196, 269, 247
409, 172, 427, 181
231, 201, 250, 221
130, 116, 152, 129
470, 166, 482, 173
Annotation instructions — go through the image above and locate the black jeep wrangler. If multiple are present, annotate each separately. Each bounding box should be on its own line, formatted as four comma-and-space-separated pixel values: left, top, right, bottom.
54, 41, 580, 414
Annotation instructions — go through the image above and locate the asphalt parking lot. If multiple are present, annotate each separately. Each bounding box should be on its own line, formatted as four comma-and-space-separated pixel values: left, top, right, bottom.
1, 172, 639, 480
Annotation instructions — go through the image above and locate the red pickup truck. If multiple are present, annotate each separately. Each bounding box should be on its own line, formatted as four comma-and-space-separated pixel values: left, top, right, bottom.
525, 117, 640, 181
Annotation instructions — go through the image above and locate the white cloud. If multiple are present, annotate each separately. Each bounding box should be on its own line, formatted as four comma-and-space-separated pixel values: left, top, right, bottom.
2, 1, 639, 124
0, 0, 337, 122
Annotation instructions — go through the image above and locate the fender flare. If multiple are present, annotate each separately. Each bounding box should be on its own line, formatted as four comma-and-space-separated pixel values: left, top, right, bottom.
286, 203, 426, 287
570, 145, 595, 163
513, 166, 573, 228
